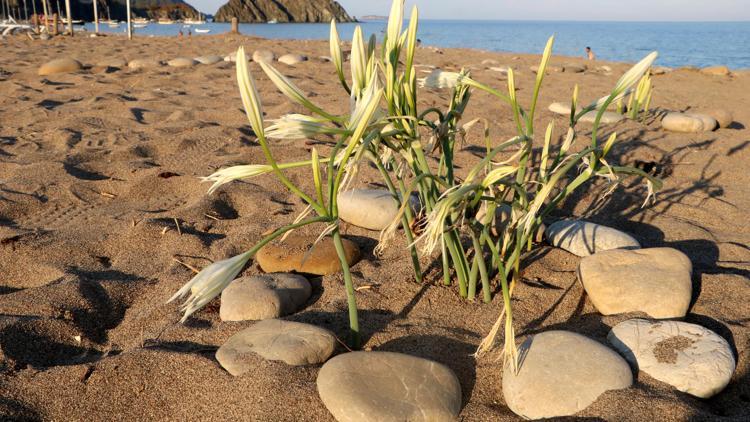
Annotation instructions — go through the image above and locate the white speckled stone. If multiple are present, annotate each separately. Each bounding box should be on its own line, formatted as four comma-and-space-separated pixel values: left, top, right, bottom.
608, 319, 735, 398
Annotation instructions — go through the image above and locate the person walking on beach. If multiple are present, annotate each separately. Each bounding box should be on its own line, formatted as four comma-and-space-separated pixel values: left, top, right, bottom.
586, 46, 596, 60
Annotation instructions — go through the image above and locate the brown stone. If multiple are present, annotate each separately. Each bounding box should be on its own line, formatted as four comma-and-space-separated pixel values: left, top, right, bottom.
256, 234, 360, 275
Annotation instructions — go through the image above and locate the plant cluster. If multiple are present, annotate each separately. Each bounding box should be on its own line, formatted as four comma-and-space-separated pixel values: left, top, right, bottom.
169, 0, 662, 365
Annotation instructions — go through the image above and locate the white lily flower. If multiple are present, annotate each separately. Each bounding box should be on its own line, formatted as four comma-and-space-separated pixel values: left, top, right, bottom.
418, 69, 462, 89
386, 0, 405, 53
236, 47, 265, 138
201, 164, 273, 195
266, 114, 348, 139
168, 251, 253, 322
350, 26, 368, 97
258, 60, 336, 120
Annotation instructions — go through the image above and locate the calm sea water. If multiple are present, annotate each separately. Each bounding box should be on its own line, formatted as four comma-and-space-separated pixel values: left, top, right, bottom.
82, 20, 750, 69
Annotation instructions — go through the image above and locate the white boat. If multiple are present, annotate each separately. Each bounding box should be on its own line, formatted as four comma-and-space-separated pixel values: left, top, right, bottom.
133, 17, 150, 24
157, 19, 176, 25
134, 24, 147, 29
107, 21, 120, 28
194, 28, 210, 33
267, 19, 278, 24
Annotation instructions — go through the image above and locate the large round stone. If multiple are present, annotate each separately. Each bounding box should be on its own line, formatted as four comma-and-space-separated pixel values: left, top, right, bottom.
686, 113, 718, 131
317, 351, 462, 422
338, 189, 417, 231
252, 49, 275, 63
219, 273, 311, 321
128, 58, 161, 70
545, 219, 640, 257
278, 53, 308, 65
256, 235, 360, 276
194, 55, 223, 65
661, 112, 704, 133
503, 331, 632, 419
167, 57, 197, 68
704, 109, 733, 128
216, 320, 336, 374
578, 248, 693, 318
608, 319, 735, 398
38, 58, 82, 75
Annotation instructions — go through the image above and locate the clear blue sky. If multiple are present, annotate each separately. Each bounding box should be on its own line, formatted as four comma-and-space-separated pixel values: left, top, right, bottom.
189, 0, 750, 21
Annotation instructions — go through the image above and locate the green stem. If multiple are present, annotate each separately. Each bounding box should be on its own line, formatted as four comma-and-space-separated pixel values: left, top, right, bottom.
332, 229, 360, 348
470, 229, 491, 303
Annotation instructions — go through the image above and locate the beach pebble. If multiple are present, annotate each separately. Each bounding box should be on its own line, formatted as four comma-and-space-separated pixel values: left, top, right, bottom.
531, 64, 563, 73
545, 220, 640, 257
219, 273, 311, 321
128, 58, 161, 70
167, 57, 197, 68
337, 189, 418, 231
503, 330, 632, 419
580, 110, 624, 124
38, 58, 82, 76
194, 55, 223, 65
685, 113, 718, 131
252, 49, 275, 63
95, 57, 128, 68
548, 101, 572, 115
216, 320, 336, 374
596, 65, 613, 73
489, 66, 510, 74
661, 112, 705, 133
652, 66, 672, 75
317, 351, 462, 422
482, 59, 500, 66
701, 65, 731, 76
704, 109, 733, 128
578, 248, 693, 318
256, 235, 360, 276
563, 64, 586, 73
608, 319, 735, 398
278, 54, 308, 65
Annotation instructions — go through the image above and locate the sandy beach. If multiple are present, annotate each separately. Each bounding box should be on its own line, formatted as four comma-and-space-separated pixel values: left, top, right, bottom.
0, 32, 748, 420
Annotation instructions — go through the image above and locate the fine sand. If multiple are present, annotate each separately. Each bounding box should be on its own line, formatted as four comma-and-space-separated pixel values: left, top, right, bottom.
0, 33, 748, 421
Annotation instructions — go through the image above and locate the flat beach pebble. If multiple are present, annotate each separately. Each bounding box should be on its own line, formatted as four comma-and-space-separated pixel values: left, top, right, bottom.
220, 273, 311, 321
216, 320, 336, 374
545, 219, 640, 257
252, 49, 275, 63
578, 248, 693, 318
38, 58, 82, 75
503, 330, 632, 419
256, 235, 360, 276
194, 55, 223, 65
278, 54, 308, 65
128, 58, 161, 70
338, 189, 416, 231
167, 57, 197, 67
548, 101, 572, 115
661, 112, 705, 133
608, 319, 735, 398
317, 351, 462, 422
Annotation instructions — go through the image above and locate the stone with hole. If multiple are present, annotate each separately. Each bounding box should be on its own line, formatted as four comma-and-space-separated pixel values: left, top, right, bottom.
578, 248, 693, 318
38, 58, 83, 75
503, 330, 632, 419
545, 220, 640, 257
219, 273, 311, 321
216, 320, 335, 374
317, 351, 462, 422
256, 235, 360, 276
608, 319, 735, 398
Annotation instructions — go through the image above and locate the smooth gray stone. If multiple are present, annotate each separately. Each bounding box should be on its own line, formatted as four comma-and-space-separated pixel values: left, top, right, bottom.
252, 49, 275, 63
219, 273, 311, 321
194, 55, 223, 65
337, 189, 419, 231
503, 330, 633, 419
278, 53, 308, 65
578, 248, 693, 318
38, 58, 82, 75
661, 112, 704, 133
545, 219, 640, 257
167, 57, 197, 67
608, 319, 735, 398
216, 320, 336, 374
317, 351, 462, 422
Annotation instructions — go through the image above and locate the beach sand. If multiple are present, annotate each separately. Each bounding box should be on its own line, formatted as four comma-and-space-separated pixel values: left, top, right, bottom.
0, 33, 748, 421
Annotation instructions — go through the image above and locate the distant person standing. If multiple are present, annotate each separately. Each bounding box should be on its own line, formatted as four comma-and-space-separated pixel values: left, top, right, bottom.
586, 46, 596, 61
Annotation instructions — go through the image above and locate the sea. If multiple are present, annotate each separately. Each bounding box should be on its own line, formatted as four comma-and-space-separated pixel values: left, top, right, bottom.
81, 20, 750, 69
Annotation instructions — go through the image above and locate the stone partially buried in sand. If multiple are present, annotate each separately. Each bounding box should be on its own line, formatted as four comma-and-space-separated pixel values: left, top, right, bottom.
253, 49, 275, 63
216, 319, 336, 374
95, 57, 128, 68
662, 112, 711, 133
578, 248, 693, 318
700, 65, 731, 76
686, 113, 718, 131
704, 109, 733, 128
128, 58, 161, 70
194, 55, 223, 65
337, 189, 418, 231
608, 319, 735, 398
167, 57, 198, 68
38, 58, 83, 75
548, 101, 572, 115
256, 235, 360, 276
278, 54, 308, 65
317, 351, 462, 422
545, 219, 640, 257
220, 273, 311, 321
579, 110, 624, 124
503, 330, 632, 419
